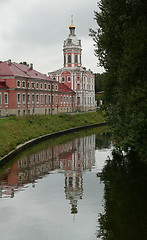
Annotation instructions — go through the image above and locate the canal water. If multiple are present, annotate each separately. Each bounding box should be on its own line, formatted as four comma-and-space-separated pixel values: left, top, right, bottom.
0, 127, 111, 240
0, 127, 146, 240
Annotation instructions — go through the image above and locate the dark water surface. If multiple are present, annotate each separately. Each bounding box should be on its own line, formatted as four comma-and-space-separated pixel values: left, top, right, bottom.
1, 128, 146, 240
0, 127, 112, 240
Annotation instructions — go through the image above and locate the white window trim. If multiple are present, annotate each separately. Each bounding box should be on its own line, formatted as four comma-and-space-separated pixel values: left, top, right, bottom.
36, 94, 39, 103
22, 93, 26, 104
32, 93, 35, 103
31, 82, 35, 89
17, 80, 21, 88
44, 94, 47, 104
27, 93, 30, 103
36, 82, 39, 89
40, 94, 43, 104
17, 93, 21, 104
0, 93, 2, 105
22, 81, 26, 88
48, 94, 51, 105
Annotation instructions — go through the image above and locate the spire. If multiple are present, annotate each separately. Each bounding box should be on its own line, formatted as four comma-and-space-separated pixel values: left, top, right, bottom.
69, 15, 75, 30
71, 15, 73, 25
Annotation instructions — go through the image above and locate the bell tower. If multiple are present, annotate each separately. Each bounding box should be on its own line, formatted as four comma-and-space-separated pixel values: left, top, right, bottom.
63, 16, 82, 68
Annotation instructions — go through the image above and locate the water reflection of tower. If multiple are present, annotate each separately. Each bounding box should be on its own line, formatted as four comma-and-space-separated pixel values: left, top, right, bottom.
64, 171, 83, 214
63, 135, 96, 215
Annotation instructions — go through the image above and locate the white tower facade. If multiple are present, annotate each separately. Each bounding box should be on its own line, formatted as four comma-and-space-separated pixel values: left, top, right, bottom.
48, 21, 96, 112
63, 24, 82, 68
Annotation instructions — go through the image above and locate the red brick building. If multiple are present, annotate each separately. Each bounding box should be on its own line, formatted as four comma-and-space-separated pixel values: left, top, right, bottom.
0, 60, 76, 116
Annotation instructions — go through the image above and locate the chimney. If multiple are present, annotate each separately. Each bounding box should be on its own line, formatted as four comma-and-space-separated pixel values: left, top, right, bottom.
30, 63, 33, 69
8, 59, 12, 66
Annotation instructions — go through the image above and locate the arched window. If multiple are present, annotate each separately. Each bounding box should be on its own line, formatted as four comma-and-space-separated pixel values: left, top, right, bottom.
75, 55, 78, 63
68, 55, 71, 63
17, 80, 20, 88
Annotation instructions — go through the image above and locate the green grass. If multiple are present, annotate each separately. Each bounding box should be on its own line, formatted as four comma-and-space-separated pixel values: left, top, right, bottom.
0, 112, 106, 159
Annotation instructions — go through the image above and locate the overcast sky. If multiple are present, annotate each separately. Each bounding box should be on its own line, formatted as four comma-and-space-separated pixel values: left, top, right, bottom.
0, 0, 103, 74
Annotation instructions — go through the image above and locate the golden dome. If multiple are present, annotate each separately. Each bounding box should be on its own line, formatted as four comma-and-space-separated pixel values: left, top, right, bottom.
69, 24, 75, 29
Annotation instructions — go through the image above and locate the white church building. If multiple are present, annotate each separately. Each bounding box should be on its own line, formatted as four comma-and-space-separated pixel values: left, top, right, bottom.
48, 22, 95, 112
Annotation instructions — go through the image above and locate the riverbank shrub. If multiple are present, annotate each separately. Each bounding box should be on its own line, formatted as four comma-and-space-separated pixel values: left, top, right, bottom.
0, 112, 105, 159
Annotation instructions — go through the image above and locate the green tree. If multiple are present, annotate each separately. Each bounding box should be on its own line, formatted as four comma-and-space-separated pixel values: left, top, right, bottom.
90, 0, 147, 160
95, 73, 106, 92
97, 150, 147, 240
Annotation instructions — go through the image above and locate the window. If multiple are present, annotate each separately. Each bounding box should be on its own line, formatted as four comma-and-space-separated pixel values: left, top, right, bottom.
66, 96, 68, 104
0, 93, 2, 105
28, 94, 30, 103
48, 84, 51, 90
60, 95, 62, 104
45, 95, 47, 104
36, 82, 39, 89
52, 95, 54, 104
48, 94, 51, 104
77, 84, 80, 90
68, 39, 72, 44
17, 93, 21, 104
22, 81, 26, 88
62, 77, 65, 82
32, 94, 35, 103
22, 93, 26, 103
40, 83, 43, 89
28, 82, 30, 88
18, 110, 20, 116
44, 83, 47, 90
55, 95, 58, 104
75, 55, 78, 63
31, 82, 35, 89
77, 97, 80, 105
40, 94, 43, 104
36, 94, 39, 103
64, 55, 66, 64
52, 84, 54, 90
68, 77, 71, 82
55, 84, 58, 91
68, 55, 71, 63
17, 80, 20, 88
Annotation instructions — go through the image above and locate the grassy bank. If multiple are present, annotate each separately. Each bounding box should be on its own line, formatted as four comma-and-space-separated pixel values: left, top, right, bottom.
0, 112, 105, 159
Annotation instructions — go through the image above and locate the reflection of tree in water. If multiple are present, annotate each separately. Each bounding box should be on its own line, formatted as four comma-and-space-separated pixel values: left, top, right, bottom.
97, 150, 147, 240
95, 132, 112, 150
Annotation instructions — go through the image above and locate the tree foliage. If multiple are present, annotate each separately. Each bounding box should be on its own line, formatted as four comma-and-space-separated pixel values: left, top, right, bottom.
95, 73, 106, 92
90, 0, 147, 160
97, 150, 147, 239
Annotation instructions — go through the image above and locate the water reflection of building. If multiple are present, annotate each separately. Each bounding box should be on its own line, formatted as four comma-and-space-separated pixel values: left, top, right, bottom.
65, 171, 83, 214
0, 134, 95, 201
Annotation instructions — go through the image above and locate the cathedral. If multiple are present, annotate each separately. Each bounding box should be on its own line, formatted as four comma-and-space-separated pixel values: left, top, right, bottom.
48, 22, 95, 112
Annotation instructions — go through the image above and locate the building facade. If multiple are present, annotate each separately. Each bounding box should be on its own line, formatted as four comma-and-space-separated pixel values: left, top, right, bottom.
48, 24, 95, 112
0, 60, 76, 116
